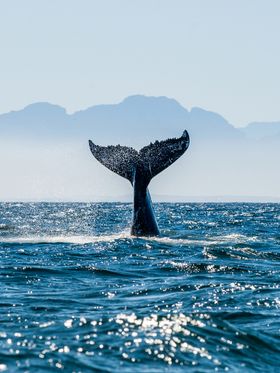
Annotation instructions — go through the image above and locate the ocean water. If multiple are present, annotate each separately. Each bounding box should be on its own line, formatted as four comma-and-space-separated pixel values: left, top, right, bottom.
0, 202, 279, 372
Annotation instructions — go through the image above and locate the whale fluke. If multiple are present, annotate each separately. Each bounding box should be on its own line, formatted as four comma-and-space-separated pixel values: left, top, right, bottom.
89, 141, 138, 183
139, 130, 189, 182
89, 130, 190, 236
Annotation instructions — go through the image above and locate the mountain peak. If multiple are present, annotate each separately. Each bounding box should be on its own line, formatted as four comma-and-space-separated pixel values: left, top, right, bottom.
120, 95, 188, 113
22, 102, 66, 115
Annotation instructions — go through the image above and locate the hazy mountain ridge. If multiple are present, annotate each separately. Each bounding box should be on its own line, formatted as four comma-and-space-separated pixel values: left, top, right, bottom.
241, 121, 280, 140
0, 95, 279, 143
0, 95, 279, 201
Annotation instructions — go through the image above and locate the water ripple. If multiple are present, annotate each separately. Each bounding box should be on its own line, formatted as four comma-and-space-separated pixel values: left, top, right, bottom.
0, 202, 279, 372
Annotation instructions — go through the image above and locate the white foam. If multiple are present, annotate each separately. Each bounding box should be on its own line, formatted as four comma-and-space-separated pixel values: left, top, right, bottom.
0, 233, 130, 245
144, 236, 220, 246
143, 234, 259, 246
0, 232, 258, 246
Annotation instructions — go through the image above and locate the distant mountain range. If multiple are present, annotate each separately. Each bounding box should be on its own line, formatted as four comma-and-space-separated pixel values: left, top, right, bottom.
1, 95, 279, 144
0, 95, 279, 201
241, 121, 280, 140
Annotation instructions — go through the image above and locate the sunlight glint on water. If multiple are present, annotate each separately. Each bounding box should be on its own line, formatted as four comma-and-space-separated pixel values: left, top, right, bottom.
0, 202, 279, 372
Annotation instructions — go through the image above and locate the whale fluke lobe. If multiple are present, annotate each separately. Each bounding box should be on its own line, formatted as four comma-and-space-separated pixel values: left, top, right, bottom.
89, 130, 190, 236
89, 141, 138, 183
139, 129, 190, 181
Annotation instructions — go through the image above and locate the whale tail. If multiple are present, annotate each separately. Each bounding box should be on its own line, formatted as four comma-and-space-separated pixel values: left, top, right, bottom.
89, 130, 190, 236
88, 130, 190, 184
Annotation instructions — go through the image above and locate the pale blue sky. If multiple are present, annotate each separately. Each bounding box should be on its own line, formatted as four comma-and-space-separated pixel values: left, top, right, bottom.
0, 0, 279, 126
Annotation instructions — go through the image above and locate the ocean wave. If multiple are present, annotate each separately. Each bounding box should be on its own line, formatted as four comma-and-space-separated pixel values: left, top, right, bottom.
0, 203, 279, 372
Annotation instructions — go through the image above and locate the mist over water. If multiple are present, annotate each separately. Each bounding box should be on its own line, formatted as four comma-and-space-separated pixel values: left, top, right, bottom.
0, 203, 279, 372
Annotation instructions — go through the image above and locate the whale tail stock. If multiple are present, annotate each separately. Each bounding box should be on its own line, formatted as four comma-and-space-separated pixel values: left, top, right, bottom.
88, 130, 190, 185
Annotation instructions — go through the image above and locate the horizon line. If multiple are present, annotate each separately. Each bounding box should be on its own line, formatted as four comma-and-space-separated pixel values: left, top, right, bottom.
1, 198, 279, 203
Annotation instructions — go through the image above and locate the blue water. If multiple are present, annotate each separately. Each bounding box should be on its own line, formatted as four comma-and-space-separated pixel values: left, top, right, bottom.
0, 203, 279, 372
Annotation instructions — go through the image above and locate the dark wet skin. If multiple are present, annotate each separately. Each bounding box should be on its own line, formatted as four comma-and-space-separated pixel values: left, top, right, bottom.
89, 130, 190, 236
131, 166, 159, 236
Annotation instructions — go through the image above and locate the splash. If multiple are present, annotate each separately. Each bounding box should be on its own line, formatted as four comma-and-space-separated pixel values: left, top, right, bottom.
0, 233, 130, 245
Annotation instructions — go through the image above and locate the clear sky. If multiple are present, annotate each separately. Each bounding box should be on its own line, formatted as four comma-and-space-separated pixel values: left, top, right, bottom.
0, 0, 280, 126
